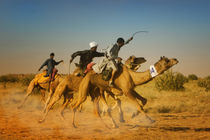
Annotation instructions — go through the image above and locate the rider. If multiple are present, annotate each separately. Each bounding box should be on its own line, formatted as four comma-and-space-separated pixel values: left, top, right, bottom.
38, 53, 63, 80
93, 37, 133, 87
70, 41, 105, 76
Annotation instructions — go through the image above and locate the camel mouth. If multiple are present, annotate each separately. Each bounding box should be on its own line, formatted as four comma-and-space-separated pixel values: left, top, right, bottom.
171, 58, 179, 65
134, 57, 146, 64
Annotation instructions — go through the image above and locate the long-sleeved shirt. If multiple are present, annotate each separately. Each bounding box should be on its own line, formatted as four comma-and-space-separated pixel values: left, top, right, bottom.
71, 50, 104, 69
39, 58, 61, 73
106, 39, 131, 60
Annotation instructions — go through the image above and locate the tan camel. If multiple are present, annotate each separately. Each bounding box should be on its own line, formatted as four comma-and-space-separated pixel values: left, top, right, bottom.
39, 56, 146, 124
18, 70, 63, 109
72, 56, 179, 128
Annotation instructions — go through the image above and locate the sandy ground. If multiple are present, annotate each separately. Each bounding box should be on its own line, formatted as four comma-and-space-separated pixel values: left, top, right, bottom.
0, 87, 210, 140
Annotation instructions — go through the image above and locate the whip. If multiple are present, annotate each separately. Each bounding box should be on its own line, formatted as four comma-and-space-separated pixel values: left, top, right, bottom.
68, 62, 71, 75
132, 30, 149, 37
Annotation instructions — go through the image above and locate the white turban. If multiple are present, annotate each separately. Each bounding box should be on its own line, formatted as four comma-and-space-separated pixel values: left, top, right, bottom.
89, 41, 98, 48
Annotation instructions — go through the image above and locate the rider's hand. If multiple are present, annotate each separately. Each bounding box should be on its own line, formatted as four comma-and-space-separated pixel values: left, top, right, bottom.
130, 37, 133, 41
117, 57, 122, 62
70, 59, 73, 63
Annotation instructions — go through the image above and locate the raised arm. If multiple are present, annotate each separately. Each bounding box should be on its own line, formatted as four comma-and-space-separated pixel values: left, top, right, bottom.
124, 37, 133, 45
70, 50, 88, 63
94, 52, 105, 57
54, 60, 64, 65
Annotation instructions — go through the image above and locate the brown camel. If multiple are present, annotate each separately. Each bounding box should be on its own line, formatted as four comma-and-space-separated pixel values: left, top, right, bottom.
39, 56, 146, 124
18, 70, 63, 109
72, 56, 179, 128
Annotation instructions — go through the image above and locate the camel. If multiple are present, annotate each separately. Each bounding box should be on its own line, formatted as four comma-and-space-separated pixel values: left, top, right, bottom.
18, 70, 64, 109
39, 56, 146, 124
71, 56, 179, 128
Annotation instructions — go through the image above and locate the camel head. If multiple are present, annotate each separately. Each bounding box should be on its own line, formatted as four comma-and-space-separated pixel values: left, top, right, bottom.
154, 56, 179, 74
125, 55, 146, 71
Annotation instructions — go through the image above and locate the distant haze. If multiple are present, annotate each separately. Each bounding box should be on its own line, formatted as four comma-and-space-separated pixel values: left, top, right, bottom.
0, 0, 209, 77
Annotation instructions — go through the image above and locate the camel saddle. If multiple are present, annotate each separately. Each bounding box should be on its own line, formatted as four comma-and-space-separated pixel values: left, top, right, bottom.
34, 70, 59, 85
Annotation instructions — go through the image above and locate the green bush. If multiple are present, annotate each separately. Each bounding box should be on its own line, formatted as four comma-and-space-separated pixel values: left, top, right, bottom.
20, 74, 35, 86
155, 70, 188, 91
205, 76, 210, 80
198, 78, 210, 91
0, 74, 35, 87
188, 74, 198, 81
0, 75, 19, 83
0, 75, 19, 88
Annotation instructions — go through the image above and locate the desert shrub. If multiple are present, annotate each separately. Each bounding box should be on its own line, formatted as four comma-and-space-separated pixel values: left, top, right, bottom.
0, 75, 19, 88
205, 76, 210, 80
198, 79, 210, 91
157, 106, 174, 113
155, 70, 187, 91
188, 74, 198, 81
20, 74, 35, 86
0, 75, 18, 82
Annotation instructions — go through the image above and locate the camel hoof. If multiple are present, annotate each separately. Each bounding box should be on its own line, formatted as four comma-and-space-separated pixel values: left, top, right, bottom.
17, 105, 22, 109
101, 112, 106, 116
131, 111, 140, 119
72, 123, 77, 128
60, 114, 65, 121
38, 119, 44, 123
112, 125, 119, 128
119, 119, 125, 123
150, 119, 156, 124
131, 113, 136, 119
142, 99, 147, 106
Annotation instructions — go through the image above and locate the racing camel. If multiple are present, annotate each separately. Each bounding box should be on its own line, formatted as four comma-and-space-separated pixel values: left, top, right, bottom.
71, 56, 179, 128
39, 56, 146, 124
18, 70, 63, 109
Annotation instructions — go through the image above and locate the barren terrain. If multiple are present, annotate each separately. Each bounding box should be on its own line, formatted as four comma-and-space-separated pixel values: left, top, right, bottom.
0, 82, 210, 140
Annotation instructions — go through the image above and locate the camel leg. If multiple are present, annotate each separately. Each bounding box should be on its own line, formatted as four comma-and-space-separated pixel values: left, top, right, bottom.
40, 89, 46, 104
72, 78, 90, 128
60, 93, 73, 120
100, 93, 118, 128
104, 91, 125, 123
115, 98, 125, 123
43, 89, 54, 113
18, 79, 35, 109
131, 90, 147, 106
71, 93, 88, 128
93, 95, 100, 117
130, 90, 147, 118
126, 90, 154, 123
39, 82, 67, 123
77, 104, 83, 112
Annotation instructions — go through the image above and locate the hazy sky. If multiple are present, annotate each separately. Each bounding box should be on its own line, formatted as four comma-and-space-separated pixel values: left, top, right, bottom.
0, 0, 210, 77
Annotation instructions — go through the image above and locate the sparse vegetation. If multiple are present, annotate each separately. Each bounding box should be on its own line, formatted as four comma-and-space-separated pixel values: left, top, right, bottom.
205, 76, 210, 80
188, 74, 198, 81
198, 77, 210, 91
19, 74, 35, 86
0, 75, 19, 88
0, 74, 35, 88
155, 70, 188, 91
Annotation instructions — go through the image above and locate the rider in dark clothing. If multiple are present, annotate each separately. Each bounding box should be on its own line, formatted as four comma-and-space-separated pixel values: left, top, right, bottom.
70, 41, 104, 73
39, 53, 63, 77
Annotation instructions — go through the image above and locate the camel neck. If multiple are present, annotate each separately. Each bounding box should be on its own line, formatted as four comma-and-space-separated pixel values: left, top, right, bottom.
128, 68, 153, 86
